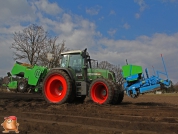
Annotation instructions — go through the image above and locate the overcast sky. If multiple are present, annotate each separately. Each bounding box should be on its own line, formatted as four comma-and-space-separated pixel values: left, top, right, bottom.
0, 0, 178, 83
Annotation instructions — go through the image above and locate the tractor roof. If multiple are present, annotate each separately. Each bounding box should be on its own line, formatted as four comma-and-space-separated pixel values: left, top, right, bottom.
61, 50, 82, 55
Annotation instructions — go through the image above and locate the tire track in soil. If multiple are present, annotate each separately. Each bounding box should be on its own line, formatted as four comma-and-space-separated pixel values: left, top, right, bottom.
0, 92, 178, 134
1, 112, 177, 134
1, 108, 178, 134
0, 115, 158, 134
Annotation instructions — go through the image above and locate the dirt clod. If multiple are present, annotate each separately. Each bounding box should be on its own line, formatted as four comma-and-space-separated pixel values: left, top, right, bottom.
0, 92, 178, 134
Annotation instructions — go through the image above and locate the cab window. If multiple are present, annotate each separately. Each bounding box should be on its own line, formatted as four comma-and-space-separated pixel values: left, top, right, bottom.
61, 55, 68, 67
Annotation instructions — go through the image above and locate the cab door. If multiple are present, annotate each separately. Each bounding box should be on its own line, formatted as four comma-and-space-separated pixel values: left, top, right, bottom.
68, 54, 84, 80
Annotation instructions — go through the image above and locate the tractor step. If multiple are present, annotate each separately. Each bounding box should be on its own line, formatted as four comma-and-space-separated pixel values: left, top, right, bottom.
76, 81, 88, 96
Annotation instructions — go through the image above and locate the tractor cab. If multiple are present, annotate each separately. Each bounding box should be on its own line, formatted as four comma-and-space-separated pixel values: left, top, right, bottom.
60, 49, 90, 81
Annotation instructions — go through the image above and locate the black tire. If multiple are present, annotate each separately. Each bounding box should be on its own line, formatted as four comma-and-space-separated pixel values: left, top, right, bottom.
42, 70, 72, 104
110, 81, 120, 105
109, 81, 124, 104
89, 78, 114, 105
18, 79, 27, 93
117, 89, 124, 104
68, 82, 77, 103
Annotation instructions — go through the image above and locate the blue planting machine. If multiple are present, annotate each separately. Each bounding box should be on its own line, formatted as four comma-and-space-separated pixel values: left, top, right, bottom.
122, 55, 171, 98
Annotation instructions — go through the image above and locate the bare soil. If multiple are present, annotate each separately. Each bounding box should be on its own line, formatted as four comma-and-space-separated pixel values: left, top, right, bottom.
0, 92, 178, 134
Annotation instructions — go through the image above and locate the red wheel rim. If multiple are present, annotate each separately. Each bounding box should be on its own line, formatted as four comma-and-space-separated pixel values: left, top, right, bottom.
44, 74, 67, 103
91, 82, 108, 104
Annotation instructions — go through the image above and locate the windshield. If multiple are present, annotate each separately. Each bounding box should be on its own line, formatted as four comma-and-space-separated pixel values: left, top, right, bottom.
69, 54, 82, 68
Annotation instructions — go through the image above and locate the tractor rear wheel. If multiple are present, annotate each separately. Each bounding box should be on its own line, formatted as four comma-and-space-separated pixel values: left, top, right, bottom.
110, 83, 124, 104
109, 81, 120, 105
112, 82, 124, 105
42, 70, 72, 104
117, 89, 124, 104
89, 78, 114, 105
17, 79, 27, 93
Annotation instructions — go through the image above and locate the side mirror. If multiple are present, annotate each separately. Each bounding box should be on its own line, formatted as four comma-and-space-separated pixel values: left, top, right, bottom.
7, 72, 11, 77
81, 48, 87, 58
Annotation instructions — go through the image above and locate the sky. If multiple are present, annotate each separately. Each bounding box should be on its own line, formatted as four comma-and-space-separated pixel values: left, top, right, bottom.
0, 0, 178, 84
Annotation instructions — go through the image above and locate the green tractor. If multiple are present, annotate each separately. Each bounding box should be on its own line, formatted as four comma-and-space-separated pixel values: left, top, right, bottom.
5, 61, 48, 93
42, 49, 124, 104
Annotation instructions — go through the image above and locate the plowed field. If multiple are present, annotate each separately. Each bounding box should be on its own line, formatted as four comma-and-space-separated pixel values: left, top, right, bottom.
0, 92, 178, 134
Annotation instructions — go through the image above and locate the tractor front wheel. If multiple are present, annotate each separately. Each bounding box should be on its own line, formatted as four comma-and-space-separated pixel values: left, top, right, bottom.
89, 78, 114, 105
42, 70, 72, 104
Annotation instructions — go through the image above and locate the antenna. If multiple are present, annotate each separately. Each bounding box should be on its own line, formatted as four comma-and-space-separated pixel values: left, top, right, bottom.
126, 59, 128, 65
161, 54, 169, 80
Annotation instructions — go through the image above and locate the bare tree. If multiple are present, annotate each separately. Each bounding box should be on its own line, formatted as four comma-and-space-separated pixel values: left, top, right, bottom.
98, 61, 113, 70
0, 77, 3, 86
38, 38, 67, 68
111, 64, 124, 85
11, 24, 48, 65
